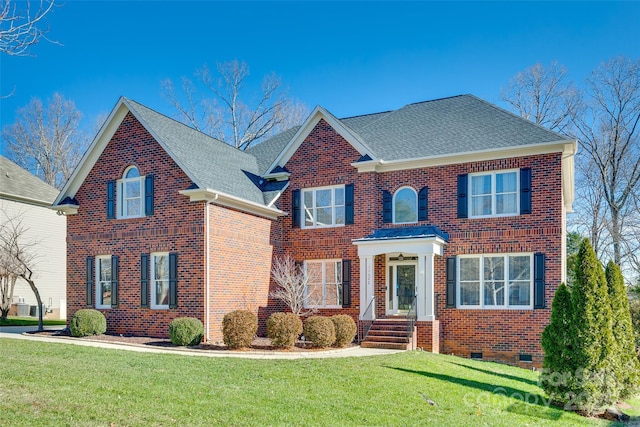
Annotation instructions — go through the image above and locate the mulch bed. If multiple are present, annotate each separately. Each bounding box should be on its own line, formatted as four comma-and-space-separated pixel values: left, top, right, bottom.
27, 329, 354, 352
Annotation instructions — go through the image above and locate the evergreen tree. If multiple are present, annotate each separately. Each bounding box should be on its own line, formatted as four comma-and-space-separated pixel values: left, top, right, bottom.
541, 283, 575, 401
571, 239, 620, 414
605, 261, 640, 398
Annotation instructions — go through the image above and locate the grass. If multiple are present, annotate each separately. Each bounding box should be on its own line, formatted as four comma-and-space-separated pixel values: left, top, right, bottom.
0, 316, 67, 326
0, 338, 632, 426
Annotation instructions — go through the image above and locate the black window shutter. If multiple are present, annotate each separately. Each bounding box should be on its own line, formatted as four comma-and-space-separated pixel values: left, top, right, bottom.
446, 257, 457, 308
342, 260, 351, 308
457, 174, 468, 219
145, 175, 154, 216
382, 190, 392, 223
111, 255, 119, 308
418, 186, 428, 221
141, 254, 149, 308
292, 189, 301, 228
106, 180, 115, 219
520, 168, 532, 215
345, 183, 354, 225
86, 256, 94, 307
169, 252, 178, 309
534, 252, 546, 309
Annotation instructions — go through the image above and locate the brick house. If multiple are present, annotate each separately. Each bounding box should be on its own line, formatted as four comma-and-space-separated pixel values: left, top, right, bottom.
53, 95, 576, 366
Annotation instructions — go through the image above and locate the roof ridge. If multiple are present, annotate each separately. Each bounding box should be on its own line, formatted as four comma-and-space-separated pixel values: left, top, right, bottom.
406, 94, 468, 107
340, 110, 393, 120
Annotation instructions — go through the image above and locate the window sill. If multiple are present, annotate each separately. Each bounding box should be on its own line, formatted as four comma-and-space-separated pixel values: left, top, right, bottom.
301, 224, 346, 230
467, 213, 520, 219
456, 305, 533, 310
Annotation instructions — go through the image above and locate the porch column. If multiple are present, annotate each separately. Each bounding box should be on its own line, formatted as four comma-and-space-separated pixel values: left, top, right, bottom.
417, 253, 436, 321
359, 255, 375, 320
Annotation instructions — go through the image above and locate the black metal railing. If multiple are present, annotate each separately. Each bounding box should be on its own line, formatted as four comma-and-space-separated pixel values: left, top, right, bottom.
358, 296, 376, 343
406, 295, 417, 350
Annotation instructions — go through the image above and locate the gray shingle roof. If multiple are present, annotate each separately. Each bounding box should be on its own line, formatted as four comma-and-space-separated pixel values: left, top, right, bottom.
246, 126, 300, 175
0, 155, 60, 205
126, 99, 266, 205
346, 95, 567, 160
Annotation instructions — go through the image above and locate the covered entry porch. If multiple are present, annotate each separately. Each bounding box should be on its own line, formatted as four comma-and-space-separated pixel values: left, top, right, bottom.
353, 226, 448, 351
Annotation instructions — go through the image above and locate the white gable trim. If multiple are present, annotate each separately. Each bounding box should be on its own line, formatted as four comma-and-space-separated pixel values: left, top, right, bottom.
179, 188, 285, 220
54, 97, 205, 207
264, 106, 377, 174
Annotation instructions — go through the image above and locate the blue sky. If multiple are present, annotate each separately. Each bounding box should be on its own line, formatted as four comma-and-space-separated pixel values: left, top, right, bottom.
2, 1, 640, 142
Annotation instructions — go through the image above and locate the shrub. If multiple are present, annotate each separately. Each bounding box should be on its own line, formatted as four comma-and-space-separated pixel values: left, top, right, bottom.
331, 315, 357, 347
303, 316, 335, 348
222, 310, 258, 349
629, 298, 640, 351
168, 317, 203, 346
266, 312, 302, 349
70, 309, 107, 337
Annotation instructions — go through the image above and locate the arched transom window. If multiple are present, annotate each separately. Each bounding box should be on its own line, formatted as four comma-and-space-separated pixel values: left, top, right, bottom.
118, 166, 144, 218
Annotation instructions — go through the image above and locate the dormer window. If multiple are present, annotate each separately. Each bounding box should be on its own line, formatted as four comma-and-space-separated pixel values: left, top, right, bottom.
118, 166, 145, 219
393, 187, 418, 224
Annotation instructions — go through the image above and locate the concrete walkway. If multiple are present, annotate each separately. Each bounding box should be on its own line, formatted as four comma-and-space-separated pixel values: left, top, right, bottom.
0, 326, 403, 360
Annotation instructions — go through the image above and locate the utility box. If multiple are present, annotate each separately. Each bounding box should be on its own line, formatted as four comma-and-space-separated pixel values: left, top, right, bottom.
17, 303, 30, 317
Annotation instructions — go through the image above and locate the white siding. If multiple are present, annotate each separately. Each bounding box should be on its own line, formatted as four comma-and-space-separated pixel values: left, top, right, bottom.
1, 199, 66, 316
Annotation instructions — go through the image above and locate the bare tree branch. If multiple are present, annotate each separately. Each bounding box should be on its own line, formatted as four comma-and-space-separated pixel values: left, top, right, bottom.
2, 93, 89, 189
0, 0, 56, 56
269, 255, 318, 317
163, 60, 308, 149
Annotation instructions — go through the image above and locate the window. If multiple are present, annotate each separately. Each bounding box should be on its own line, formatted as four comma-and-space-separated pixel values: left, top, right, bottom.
117, 166, 145, 218
151, 253, 170, 309
302, 185, 345, 228
469, 170, 518, 217
95, 255, 112, 309
458, 253, 532, 308
393, 187, 418, 224
305, 260, 342, 307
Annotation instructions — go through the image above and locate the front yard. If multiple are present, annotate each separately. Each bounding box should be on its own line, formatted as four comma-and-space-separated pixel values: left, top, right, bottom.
0, 338, 632, 426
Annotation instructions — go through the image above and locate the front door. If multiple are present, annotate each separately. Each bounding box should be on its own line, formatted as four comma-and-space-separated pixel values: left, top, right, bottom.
386, 261, 417, 315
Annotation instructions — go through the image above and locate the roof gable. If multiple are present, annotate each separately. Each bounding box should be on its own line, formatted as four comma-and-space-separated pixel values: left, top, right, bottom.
262, 106, 377, 174
54, 97, 282, 217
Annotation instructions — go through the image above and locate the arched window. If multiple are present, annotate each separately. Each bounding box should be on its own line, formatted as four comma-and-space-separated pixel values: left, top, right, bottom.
393, 187, 418, 224
118, 166, 144, 218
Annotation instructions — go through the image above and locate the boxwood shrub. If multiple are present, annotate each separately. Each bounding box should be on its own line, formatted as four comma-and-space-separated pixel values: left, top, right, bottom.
168, 317, 203, 346
70, 309, 107, 337
304, 316, 336, 348
266, 312, 302, 349
331, 315, 357, 347
222, 310, 258, 349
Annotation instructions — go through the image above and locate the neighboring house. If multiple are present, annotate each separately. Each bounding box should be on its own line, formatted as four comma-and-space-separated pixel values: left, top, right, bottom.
53, 95, 576, 366
1, 156, 66, 319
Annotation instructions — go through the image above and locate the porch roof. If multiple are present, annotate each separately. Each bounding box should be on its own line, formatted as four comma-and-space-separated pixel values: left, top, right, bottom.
354, 225, 449, 243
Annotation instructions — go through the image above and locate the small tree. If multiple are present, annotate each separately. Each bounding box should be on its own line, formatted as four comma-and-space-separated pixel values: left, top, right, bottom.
0, 211, 44, 330
541, 283, 574, 401
269, 255, 318, 316
605, 261, 640, 398
0, 243, 19, 320
570, 239, 619, 414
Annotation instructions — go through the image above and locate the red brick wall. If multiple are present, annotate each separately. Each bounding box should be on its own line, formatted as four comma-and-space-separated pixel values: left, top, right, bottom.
67, 112, 207, 338
274, 117, 564, 366
207, 204, 273, 342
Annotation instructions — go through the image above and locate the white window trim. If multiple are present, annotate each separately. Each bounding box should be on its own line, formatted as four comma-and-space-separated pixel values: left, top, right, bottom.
150, 252, 170, 310
117, 166, 145, 219
95, 255, 112, 310
301, 185, 346, 229
457, 253, 533, 310
468, 169, 519, 218
304, 259, 343, 308
392, 186, 418, 224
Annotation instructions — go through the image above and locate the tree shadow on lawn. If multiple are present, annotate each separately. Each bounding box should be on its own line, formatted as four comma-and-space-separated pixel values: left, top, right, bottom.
448, 361, 540, 387
385, 366, 567, 422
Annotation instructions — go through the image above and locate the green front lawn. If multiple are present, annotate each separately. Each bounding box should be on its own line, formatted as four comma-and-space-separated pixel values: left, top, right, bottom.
0, 339, 631, 426
0, 317, 67, 326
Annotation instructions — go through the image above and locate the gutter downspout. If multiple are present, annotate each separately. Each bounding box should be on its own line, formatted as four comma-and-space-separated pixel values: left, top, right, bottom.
205, 201, 211, 341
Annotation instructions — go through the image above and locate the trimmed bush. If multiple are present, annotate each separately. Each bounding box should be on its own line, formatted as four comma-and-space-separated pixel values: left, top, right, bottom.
266, 312, 302, 349
70, 309, 107, 337
304, 316, 335, 348
222, 310, 258, 349
331, 315, 357, 347
169, 317, 203, 346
